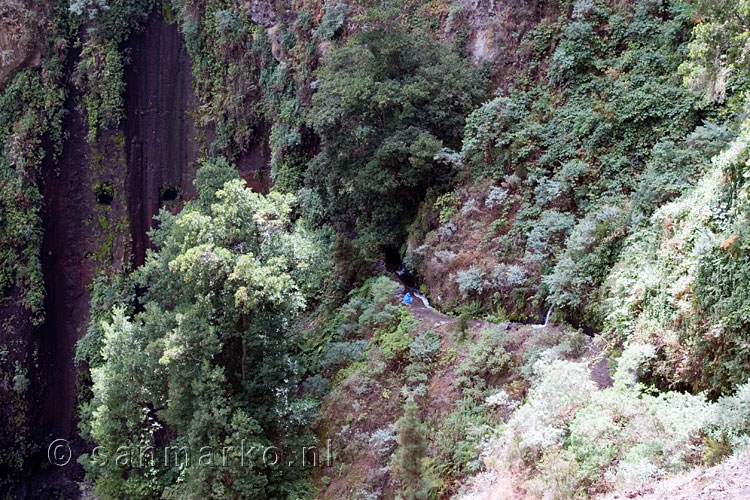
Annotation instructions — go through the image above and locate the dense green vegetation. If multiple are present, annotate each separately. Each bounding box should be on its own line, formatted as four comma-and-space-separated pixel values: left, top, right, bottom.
4, 0, 750, 497
76, 158, 331, 498
409, 0, 724, 322
304, 25, 486, 255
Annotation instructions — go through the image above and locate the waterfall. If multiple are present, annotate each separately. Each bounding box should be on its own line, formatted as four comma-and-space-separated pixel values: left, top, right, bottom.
533, 306, 554, 329
413, 290, 434, 310
543, 306, 554, 327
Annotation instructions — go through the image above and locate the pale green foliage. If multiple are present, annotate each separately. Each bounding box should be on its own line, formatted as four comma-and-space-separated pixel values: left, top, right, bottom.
497, 354, 750, 497
314, 0, 348, 40
371, 307, 418, 360
370, 276, 401, 305
11, 363, 29, 394
544, 205, 623, 314
518, 327, 587, 381
434, 249, 457, 264
433, 400, 495, 477
566, 389, 706, 491
601, 116, 750, 393
612, 343, 656, 387
434, 193, 460, 225
484, 186, 508, 208
680, 0, 750, 101
504, 360, 596, 459
69, 0, 108, 18
704, 380, 750, 450
491, 263, 526, 289
455, 327, 512, 398
409, 329, 441, 362
501, 357, 713, 496
456, 266, 485, 296
461, 96, 518, 173
525, 211, 576, 262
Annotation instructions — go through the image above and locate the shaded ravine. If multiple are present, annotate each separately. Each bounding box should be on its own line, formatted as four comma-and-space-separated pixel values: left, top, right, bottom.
14, 16, 202, 498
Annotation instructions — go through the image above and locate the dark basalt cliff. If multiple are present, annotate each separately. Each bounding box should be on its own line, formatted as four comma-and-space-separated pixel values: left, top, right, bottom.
123, 14, 202, 268
8, 14, 271, 498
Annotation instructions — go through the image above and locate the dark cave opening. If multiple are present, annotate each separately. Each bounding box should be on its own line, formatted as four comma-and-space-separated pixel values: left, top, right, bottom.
160, 185, 180, 202
93, 182, 114, 205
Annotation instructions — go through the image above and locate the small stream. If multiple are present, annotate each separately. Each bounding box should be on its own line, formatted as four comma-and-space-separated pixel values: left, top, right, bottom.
395, 263, 435, 310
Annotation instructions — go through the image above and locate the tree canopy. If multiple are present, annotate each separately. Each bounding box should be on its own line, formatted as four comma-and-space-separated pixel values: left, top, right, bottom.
77, 158, 331, 499
305, 26, 486, 256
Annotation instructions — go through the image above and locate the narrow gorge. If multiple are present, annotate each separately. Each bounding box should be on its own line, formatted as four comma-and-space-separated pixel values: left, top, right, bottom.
2, 1, 750, 499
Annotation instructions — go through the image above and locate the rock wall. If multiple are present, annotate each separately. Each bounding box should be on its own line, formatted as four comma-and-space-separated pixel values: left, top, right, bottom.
123, 14, 203, 267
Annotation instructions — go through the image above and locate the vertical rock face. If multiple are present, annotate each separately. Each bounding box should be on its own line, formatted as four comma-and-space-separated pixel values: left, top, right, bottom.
15, 45, 94, 499
11, 15, 210, 498
449, 0, 553, 85
123, 15, 202, 267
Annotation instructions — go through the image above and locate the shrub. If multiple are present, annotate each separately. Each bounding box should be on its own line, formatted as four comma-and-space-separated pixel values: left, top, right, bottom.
519, 327, 587, 381
499, 355, 732, 496
371, 307, 418, 360
544, 205, 624, 320
369, 425, 398, 457
460, 198, 480, 217
566, 388, 707, 492
504, 360, 596, 462
434, 250, 457, 264
601, 119, 750, 394
314, 0, 348, 40
435, 193, 461, 224
456, 266, 485, 296
525, 210, 576, 263
437, 220, 458, 238
455, 327, 512, 398
370, 276, 401, 305
612, 343, 656, 388
433, 401, 493, 477
485, 187, 508, 208
409, 330, 441, 362
311, 341, 366, 373
704, 380, 750, 451
492, 263, 527, 289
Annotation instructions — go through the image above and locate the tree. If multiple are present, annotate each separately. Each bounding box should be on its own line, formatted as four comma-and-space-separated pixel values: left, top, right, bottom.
306, 24, 486, 257
680, 0, 750, 101
392, 401, 428, 499
78, 157, 331, 498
